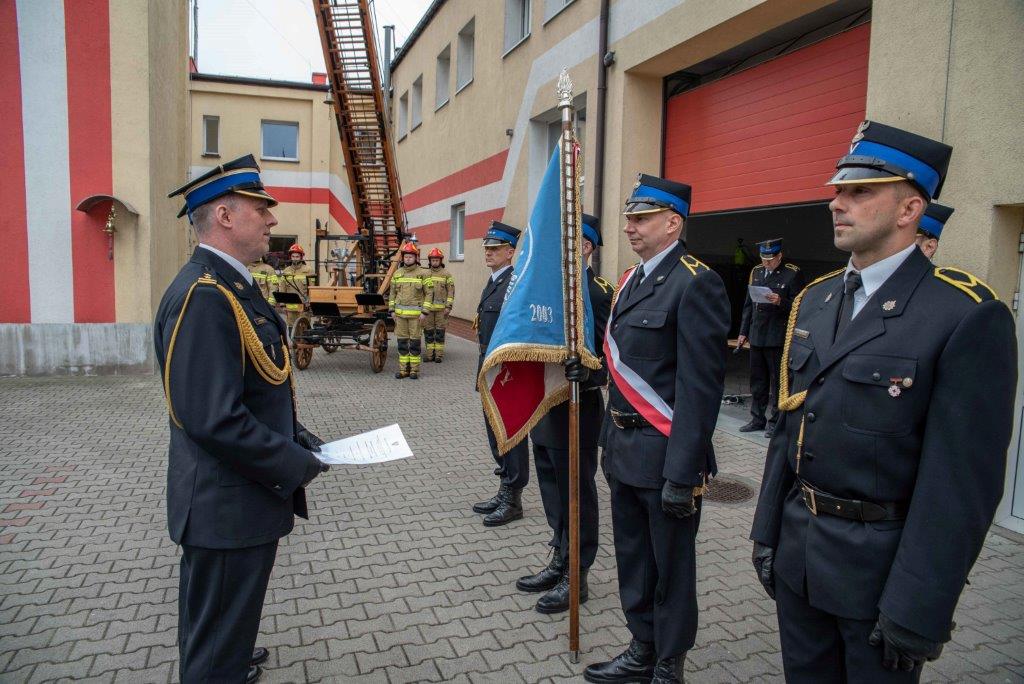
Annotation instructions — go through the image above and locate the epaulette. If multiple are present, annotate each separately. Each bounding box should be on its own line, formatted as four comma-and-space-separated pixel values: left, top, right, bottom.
593, 275, 613, 294
748, 264, 764, 285
197, 273, 217, 285
679, 254, 709, 276
804, 267, 845, 292
784, 262, 800, 271
933, 267, 997, 303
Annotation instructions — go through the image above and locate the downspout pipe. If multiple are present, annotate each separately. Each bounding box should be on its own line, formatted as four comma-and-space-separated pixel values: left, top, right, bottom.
592, 0, 610, 276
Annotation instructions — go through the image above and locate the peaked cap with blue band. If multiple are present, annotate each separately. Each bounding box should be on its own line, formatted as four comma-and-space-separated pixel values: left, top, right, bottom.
757, 237, 783, 255
624, 173, 691, 218
582, 213, 602, 247
482, 221, 521, 247
168, 154, 278, 221
827, 120, 953, 202
919, 202, 954, 239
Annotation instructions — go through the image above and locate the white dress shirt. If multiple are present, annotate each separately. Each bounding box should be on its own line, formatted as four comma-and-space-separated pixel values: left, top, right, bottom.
844, 243, 917, 318
637, 240, 680, 283
199, 243, 253, 285
490, 264, 512, 283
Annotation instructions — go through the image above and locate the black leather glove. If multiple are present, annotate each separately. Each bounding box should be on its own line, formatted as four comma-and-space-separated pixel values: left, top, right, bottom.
751, 542, 776, 599
296, 422, 325, 451
868, 613, 944, 672
564, 357, 590, 383
661, 480, 698, 519
301, 457, 329, 486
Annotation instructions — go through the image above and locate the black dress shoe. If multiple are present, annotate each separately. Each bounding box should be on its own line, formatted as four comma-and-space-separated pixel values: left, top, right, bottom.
516, 552, 564, 593
536, 569, 588, 614
738, 419, 766, 433
250, 647, 269, 666
246, 665, 262, 684
763, 423, 776, 439
584, 638, 657, 683
651, 655, 686, 683
483, 487, 523, 527
472, 484, 507, 514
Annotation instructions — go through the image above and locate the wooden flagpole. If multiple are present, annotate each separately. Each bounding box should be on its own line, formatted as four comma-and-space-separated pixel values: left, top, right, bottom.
556, 68, 582, 662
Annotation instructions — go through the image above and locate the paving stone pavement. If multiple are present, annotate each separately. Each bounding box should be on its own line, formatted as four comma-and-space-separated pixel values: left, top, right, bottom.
1, 334, 1023, 683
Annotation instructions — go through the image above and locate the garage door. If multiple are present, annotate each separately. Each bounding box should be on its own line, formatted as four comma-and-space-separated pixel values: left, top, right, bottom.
663, 23, 870, 213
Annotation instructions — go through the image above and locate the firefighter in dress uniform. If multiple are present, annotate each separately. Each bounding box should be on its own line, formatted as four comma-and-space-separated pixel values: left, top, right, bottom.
389, 242, 432, 379
915, 201, 953, 261
472, 222, 531, 527
750, 121, 1017, 683
158, 155, 329, 684
737, 238, 806, 438
423, 247, 455, 362
517, 214, 612, 614
584, 175, 730, 684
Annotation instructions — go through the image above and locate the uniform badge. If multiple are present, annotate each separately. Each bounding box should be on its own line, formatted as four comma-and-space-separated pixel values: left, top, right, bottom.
888, 384, 901, 398
793, 328, 810, 339
656, 275, 664, 282
882, 299, 896, 311
902, 377, 913, 388
850, 120, 870, 150
234, 281, 244, 291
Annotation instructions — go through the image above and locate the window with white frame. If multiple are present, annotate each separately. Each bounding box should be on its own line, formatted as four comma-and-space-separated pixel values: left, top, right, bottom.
261, 121, 298, 161
203, 115, 219, 156
504, 0, 531, 53
451, 203, 465, 260
435, 45, 451, 110
398, 91, 409, 139
411, 76, 423, 130
543, 0, 574, 23
456, 19, 475, 92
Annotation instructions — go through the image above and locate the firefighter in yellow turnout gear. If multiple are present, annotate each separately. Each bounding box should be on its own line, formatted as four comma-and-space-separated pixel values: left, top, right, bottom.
277, 243, 314, 326
247, 258, 277, 304
423, 247, 454, 362
389, 243, 432, 379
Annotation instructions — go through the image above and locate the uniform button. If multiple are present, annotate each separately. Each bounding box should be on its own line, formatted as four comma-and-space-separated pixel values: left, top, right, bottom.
642, 319, 648, 325
817, 376, 825, 385
804, 452, 815, 462
273, 484, 282, 490
872, 372, 881, 381
807, 412, 816, 422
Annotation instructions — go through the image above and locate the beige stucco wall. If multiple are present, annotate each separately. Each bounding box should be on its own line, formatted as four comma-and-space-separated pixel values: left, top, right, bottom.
188, 79, 350, 282
109, 0, 189, 324
866, 0, 1024, 303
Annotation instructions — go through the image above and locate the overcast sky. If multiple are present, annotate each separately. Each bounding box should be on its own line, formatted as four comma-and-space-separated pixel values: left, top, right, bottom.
191, 0, 434, 82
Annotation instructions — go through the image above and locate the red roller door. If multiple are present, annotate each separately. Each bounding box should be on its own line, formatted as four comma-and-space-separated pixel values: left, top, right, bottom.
663, 23, 870, 213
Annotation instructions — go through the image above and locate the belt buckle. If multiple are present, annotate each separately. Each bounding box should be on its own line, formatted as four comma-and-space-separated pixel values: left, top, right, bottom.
803, 485, 818, 516
611, 410, 624, 429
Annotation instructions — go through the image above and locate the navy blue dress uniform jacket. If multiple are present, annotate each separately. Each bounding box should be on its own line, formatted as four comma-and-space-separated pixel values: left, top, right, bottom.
155, 247, 320, 550
477, 267, 514, 376
740, 261, 806, 347
531, 268, 613, 449
600, 241, 731, 488
750, 247, 1016, 643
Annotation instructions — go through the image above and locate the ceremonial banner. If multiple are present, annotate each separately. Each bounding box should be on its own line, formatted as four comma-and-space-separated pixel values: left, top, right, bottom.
477, 144, 600, 454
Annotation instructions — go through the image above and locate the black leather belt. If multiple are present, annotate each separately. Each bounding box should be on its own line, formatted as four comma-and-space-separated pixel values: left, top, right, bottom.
610, 409, 650, 429
799, 480, 908, 522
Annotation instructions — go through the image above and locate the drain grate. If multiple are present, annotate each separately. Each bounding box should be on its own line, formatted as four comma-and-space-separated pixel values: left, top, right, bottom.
704, 476, 755, 504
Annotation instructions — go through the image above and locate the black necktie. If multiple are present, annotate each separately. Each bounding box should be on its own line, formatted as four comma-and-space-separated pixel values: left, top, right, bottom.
835, 271, 863, 339
627, 264, 645, 299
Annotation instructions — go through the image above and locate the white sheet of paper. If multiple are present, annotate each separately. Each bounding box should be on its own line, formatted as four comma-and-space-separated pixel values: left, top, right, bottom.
315, 424, 413, 465
748, 285, 775, 304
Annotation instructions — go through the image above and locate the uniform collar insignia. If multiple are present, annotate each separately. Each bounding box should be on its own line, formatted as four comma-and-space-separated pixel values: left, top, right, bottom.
882, 299, 897, 311
234, 282, 244, 291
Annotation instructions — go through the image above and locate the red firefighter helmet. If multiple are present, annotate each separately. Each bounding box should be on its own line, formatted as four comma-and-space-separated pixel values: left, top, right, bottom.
427, 248, 445, 260
287, 243, 305, 257
400, 242, 420, 255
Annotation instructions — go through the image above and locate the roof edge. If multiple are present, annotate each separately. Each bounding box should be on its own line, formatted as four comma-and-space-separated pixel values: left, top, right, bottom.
390, 0, 448, 72
190, 72, 330, 92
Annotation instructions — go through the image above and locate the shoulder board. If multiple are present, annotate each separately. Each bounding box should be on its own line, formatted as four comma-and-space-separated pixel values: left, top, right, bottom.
679, 254, 709, 276
197, 273, 217, 285
593, 275, 613, 294
784, 263, 800, 271
748, 265, 762, 285
933, 267, 997, 303
805, 267, 844, 291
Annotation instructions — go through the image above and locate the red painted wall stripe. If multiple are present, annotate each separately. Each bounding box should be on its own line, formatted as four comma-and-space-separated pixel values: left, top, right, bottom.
265, 185, 357, 234
66, 0, 115, 322
414, 207, 505, 245
664, 23, 870, 213
403, 149, 508, 211
0, 2, 31, 323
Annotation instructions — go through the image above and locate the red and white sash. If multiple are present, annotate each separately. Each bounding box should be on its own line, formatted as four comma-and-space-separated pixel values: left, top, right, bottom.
603, 265, 673, 437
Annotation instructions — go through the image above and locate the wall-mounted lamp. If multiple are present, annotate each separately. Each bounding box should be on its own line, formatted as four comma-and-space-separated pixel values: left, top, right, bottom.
505, 128, 514, 137
75, 194, 140, 261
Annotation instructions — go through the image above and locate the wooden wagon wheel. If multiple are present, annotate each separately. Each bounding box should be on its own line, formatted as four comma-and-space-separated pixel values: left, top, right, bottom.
370, 319, 388, 373
291, 316, 314, 370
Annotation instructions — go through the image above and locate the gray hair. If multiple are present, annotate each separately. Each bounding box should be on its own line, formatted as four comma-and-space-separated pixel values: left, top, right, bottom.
191, 194, 240, 236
